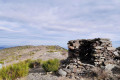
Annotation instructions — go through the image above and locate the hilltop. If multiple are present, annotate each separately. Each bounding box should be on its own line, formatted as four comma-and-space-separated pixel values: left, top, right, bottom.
0, 39, 120, 80
0, 45, 68, 66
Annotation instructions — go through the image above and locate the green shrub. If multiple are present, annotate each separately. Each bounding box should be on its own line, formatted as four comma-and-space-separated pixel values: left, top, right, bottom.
42, 59, 60, 72
0, 76, 2, 80
25, 59, 42, 68
0, 61, 29, 80
0, 61, 4, 64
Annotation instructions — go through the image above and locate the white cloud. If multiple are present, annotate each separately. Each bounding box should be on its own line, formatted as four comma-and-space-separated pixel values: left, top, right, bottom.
0, 0, 120, 47
88, 33, 120, 41
0, 26, 17, 32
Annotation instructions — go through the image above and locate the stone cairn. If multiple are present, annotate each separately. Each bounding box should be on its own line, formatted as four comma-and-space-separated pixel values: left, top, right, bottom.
58, 38, 118, 79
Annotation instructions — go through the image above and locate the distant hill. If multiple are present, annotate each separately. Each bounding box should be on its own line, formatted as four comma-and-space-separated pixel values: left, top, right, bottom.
0, 45, 12, 50
0, 47, 6, 50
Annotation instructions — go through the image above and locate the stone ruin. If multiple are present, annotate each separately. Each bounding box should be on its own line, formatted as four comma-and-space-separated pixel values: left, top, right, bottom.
68, 38, 116, 66
58, 38, 120, 80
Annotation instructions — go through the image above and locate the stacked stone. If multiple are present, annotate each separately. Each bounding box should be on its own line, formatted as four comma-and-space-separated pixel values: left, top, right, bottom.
59, 58, 96, 79
114, 47, 120, 65
68, 38, 116, 66
58, 38, 119, 79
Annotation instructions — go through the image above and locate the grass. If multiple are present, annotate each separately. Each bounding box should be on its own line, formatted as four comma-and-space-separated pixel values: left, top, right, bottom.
0, 61, 29, 80
42, 59, 60, 72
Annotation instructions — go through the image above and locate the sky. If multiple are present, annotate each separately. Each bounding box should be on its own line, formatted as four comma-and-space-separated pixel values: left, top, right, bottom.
0, 0, 120, 48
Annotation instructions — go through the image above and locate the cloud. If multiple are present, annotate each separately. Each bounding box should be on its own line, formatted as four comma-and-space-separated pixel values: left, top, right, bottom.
0, 0, 120, 47
0, 26, 17, 32
88, 33, 120, 41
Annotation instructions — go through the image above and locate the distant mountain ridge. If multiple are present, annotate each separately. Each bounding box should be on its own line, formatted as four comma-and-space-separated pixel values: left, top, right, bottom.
0, 45, 17, 50
0, 47, 6, 49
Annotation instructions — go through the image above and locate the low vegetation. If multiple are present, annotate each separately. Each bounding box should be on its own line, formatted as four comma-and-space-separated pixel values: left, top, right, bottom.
0, 58, 60, 80
0, 77, 2, 80
42, 59, 60, 72
0, 61, 4, 64
0, 61, 29, 80
0, 45, 66, 80
0, 59, 43, 80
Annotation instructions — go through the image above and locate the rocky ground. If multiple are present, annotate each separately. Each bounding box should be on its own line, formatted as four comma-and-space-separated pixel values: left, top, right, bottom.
0, 45, 69, 80
17, 67, 73, 80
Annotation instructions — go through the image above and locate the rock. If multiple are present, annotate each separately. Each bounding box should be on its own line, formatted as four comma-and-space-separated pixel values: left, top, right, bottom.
105, 64, 115, 71
111, 66, 120, 74
63, 68, 71, 73
95, 46, 104, 49
58, 69, 67, 76
68, 65, 74, 69
107, 47, 116, 51
68, 46, 74, 50
77, 61, 81, 64
113, 52, 119, 56
72, 68, 77, 73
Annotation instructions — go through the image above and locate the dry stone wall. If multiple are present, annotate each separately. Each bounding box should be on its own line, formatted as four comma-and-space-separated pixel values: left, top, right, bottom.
58, 38, 120, 80
68, 38, 116, 66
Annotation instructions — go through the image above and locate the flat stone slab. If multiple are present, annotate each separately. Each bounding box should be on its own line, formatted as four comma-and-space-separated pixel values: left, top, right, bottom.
107, 47, 116, 51
95, 46, 104, 49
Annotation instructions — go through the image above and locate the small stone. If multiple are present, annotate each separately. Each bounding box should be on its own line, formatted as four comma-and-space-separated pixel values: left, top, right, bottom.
72, 68, 77, 73
77, 61, 81, 64
107, 47, 116, 51
58, 69, 67, 76
95, 46, 104, 49
100, 57, 105, 59
68, 65, 74, 69
73, 63, 77, 65
105, 64, 115, 71
113, 52, 119, 56
68, 46, 74, 50
63, 68, 71, 73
